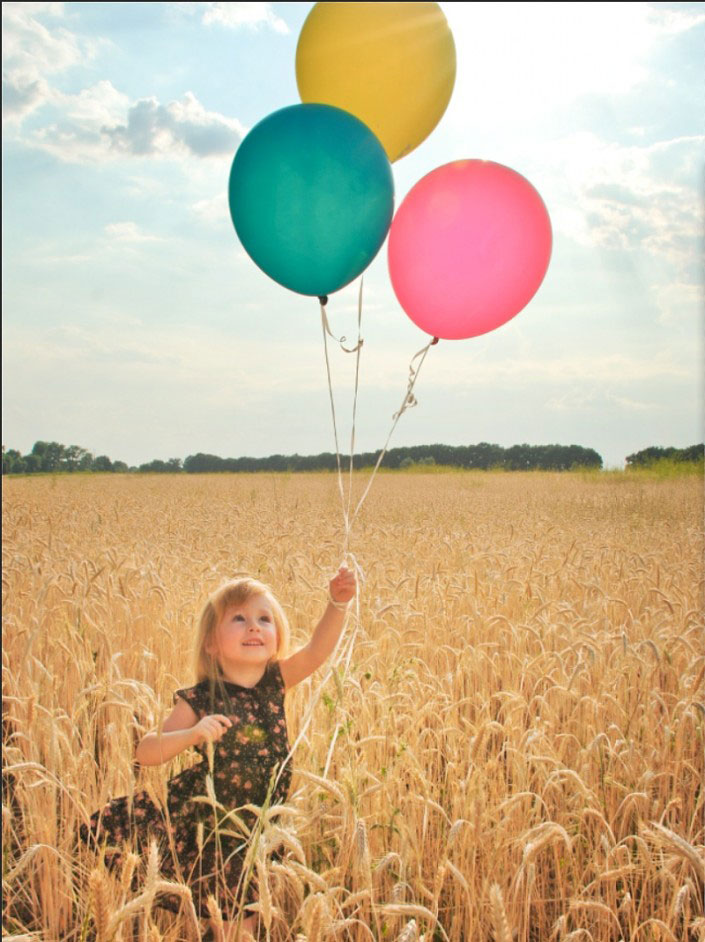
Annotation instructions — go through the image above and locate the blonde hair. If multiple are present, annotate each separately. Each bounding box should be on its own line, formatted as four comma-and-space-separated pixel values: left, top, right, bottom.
194, 577, 291, 683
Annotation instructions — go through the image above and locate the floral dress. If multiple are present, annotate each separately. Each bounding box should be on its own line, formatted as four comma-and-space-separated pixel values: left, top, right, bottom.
80, 661, 291, 918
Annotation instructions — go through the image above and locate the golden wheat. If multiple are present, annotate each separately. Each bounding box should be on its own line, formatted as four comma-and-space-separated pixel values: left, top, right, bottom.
2, 470, 704, 941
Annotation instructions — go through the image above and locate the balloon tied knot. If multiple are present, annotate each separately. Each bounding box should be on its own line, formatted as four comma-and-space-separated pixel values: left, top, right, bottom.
431, 337, 439, 345
318, 295, 329, 307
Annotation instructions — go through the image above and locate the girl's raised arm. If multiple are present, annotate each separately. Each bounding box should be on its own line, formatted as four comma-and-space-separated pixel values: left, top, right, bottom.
279, 566, 356, 689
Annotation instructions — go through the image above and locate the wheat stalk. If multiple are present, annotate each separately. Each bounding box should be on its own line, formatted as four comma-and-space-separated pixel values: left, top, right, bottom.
644, 822, 705, 883
88, 869, 113, 942
488, 884, 512, 942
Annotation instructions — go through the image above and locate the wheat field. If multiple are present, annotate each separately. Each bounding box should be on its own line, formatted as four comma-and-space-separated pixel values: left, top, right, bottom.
2, 470, 704, 942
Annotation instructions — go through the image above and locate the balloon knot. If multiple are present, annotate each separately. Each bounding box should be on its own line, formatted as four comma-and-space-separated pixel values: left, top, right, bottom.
431, 336, 439, 345
318, 295, 329, 307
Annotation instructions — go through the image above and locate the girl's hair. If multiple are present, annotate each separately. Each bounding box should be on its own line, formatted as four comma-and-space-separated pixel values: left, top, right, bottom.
195, 577, 291, 683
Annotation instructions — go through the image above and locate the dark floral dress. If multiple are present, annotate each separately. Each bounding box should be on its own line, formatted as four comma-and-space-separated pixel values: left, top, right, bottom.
80, 661, 291, 918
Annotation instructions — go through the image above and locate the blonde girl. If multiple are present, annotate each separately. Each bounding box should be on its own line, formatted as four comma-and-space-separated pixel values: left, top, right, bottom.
81, 566, 356, 939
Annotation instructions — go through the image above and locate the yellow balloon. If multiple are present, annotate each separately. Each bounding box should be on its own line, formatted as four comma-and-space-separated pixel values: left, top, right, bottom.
296, 2, 456, 163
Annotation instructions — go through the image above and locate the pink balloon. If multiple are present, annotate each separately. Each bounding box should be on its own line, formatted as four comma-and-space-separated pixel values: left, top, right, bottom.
388, 160, 552, 340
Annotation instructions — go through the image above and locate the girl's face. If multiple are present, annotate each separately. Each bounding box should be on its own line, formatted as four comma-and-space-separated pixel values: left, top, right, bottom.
209, 593, 278, 668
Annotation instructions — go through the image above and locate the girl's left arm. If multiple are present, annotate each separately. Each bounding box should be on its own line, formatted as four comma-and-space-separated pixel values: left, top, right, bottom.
279, 566, 356, 689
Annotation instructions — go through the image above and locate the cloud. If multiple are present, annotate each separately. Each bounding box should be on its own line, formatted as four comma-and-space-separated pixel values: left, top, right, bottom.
24, 86, 245, 163
3, 322, 322, 400
191, 194, 230, 225
173, 2, 289, 34
104, 222, 165, 244
21, 221, 169, 266
2, 2, 96, 123
102, 92, 245, 158
538, 131, 703, 291
544, 389, 656, 414
3, 4, 245, 162
578, 136, 703, 274
445, 2, 705, 120
347, 342, 694, 395
651, 281, 705, 328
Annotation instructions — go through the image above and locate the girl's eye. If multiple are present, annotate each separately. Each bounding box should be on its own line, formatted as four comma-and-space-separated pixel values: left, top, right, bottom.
233, 614, 245, 622
260, 615, 271, 623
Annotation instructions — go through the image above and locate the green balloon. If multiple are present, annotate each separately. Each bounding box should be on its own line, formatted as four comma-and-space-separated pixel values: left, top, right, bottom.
228, 104, 394, 297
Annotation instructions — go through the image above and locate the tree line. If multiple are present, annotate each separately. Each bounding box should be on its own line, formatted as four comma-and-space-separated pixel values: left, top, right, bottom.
625, 444, 703, 466
3, 439, 602, 474
3, 441, 702, 476
181, 442, 605, 472
1, 441, 180, 475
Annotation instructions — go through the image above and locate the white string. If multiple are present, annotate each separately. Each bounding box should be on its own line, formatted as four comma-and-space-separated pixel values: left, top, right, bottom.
348, 335, 438, 533
319, 297, 351, 542
268, 291, 366, 795
344, 278, 365, 558
271, 288, 438, 793
320, 302, 363, 355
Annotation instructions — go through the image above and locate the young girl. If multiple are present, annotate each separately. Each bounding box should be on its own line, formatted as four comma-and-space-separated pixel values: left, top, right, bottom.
80, 565, 356, 938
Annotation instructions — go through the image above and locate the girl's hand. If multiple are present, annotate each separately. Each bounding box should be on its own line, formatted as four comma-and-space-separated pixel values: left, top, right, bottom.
329, 566, 357, 606
191, 714, 232, 746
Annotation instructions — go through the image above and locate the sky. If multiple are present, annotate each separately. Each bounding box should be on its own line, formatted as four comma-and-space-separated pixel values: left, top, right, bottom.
3, 1, 704, 470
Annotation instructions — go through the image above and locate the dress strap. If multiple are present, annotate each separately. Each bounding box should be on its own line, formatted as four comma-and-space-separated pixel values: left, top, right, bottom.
173, 682, 209, 717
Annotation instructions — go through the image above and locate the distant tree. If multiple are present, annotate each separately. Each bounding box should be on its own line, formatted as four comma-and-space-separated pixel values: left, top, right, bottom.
184, 453, 225, 473
31, 441, 65, 472
626, 444, 703, 467
64, 445, 91, 472
2, 449, 24, 474
24, 454, 42, 473
112, 461, 129, 473
138, 458, 182, 473
504, 444, 532, 470
571, 445, 602, 469
92, 455, 113, 472
675, 444, 704, 463
626, 447, 666, 467
78, 450, 94, 471
466, 443, 497, 469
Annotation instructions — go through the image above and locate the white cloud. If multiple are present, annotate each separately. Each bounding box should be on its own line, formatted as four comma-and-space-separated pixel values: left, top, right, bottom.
104, 222, 165, 244
21, 223, 170, 267
444, 2, 704, 119
3, 3, 245, 162
103, 91, 245, 158
651, 281, 705, 328
3, 322, 322, 400
202, 2, 288, 34
25, 87, 244, 163
536, 132, 703, 286
544, 389, 656, 414
172, 2, 289, 34
192, 194, 229, 225
2, 1, 95, 123
341, 341, 693, 394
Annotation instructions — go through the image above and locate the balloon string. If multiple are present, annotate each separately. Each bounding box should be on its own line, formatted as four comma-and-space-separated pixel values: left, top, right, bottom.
319, 295, 363, 354
269, 297, 437, 797
319, 297, 350, 545
347, 335, 438, 532
345, 278, 365, 557
270, 294, 364, 793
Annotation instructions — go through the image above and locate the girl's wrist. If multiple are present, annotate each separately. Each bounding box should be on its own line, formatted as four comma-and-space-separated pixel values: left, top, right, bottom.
328, 590, 350, 611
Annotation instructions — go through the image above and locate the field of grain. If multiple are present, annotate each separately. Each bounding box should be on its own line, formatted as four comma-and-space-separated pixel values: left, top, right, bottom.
3, 470, 704, 942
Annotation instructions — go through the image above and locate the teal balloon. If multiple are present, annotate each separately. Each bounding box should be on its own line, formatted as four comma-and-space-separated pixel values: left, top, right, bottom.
228, 104, 394, 297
